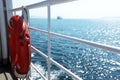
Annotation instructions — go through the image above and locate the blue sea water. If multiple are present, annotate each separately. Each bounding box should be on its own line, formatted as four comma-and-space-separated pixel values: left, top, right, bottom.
30, 18, 120, 80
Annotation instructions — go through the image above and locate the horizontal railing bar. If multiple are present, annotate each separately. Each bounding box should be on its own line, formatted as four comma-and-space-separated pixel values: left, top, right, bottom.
29, 27, 48, 34
29, 27, 120, 54
31, 45, 48, 59
10, 0, 75, 11
31, 46, 83, 80
31, 63, 47, 80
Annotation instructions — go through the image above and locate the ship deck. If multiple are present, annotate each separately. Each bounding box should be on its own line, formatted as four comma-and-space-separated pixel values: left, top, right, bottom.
0, 65, 18, 80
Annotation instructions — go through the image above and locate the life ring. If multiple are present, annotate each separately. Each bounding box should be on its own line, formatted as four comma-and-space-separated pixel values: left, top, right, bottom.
8, 15, 31, 78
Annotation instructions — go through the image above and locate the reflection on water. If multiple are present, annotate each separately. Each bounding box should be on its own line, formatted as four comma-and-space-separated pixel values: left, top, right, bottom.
30, 19, 120, 80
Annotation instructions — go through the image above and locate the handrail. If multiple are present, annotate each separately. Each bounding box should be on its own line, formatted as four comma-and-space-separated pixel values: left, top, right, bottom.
10, 0, 75, 12
10, 0, 120, 80
31, 46, 83, 80
31, 63, 47, 80
29, 27, 120, 54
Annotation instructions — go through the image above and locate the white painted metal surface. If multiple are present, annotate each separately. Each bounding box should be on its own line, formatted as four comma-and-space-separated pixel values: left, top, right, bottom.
5, 0, 13, 22
47, 5, 51, 80
0, 0, 8, 64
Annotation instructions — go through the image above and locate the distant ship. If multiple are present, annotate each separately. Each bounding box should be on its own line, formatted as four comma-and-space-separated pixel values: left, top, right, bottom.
57, 16, 62, 20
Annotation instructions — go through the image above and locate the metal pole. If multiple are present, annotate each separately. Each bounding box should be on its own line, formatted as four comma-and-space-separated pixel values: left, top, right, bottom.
47, 5, 51, 80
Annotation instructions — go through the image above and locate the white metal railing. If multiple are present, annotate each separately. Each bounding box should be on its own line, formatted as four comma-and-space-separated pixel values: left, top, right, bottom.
31, 63, 47, 80
10, 0, 120, 80
10, 0, 76, 12
11, 0, 82, 80
29, 27, 120, 54
29, 26, 120, 80
31, 46, 82, 80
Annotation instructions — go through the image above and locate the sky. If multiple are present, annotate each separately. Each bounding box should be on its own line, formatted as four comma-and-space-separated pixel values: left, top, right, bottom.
12, 0, 120, 19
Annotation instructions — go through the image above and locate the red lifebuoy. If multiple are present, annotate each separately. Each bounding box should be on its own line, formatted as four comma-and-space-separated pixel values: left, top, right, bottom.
8, 15, 31, 78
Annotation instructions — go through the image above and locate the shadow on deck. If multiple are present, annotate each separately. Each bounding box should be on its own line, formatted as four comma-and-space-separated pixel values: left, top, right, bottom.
0, 65, 18, 80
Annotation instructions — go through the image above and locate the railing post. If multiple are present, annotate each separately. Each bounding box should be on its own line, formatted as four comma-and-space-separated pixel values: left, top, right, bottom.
47, 5, 51, 80
13, 11, 16, 15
